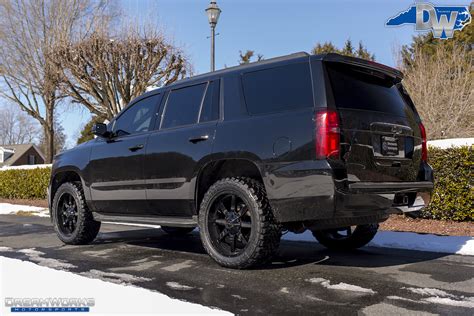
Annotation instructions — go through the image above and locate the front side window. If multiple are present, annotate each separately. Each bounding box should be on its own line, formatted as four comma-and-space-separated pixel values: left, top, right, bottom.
242, 62, 313, 115
113, 94, 160, 136
161, 83, 207, 129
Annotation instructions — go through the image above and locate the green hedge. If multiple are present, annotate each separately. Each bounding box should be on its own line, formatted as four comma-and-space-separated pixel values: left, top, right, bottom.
422, 146, 473, 221
0, 167, 50, 200
0, 146, 472, 221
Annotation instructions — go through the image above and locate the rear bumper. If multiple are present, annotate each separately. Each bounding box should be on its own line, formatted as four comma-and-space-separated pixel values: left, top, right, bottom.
266, 160, 434, 224
347, 182, 433, 214
271, 182, 433, 225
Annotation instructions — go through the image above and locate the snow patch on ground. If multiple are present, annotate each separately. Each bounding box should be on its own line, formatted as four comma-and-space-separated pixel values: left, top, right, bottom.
404, 287, 456, 298
166, 281, 195, 291
423, 296, 474, 308
280, 287, 290, 294
387, 295, 428, 304
402, 286, 474, 308
161, 260, 194, 272
18, 248, 76, 270
0, 164, 52, 171
0, 246, 13, 252
0, 256, 230, 315
368, 231, 474, 256
80, 269, 152, 285
281, 230, 474, 256
428, 138, 474, 149
0, 203, 48, 216
307, 277, 376, 294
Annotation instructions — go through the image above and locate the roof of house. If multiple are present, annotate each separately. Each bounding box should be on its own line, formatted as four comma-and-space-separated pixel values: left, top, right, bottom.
0, 144, 45, 167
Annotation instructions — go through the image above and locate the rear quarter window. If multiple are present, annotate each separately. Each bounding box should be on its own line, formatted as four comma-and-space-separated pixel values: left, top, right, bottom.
327, 63, 410, 117
242, 62, 313, 115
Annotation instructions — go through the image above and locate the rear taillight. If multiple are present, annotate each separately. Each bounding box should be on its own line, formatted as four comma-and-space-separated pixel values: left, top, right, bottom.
315, 110, 340, 159
419, 122, 428, 162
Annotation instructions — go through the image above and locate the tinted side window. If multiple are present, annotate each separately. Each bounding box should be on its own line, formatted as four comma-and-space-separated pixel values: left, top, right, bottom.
327, 63, 410, 116
242, 62, 313, 115
161, 83, 206, 129
113, 95, 159, 136
199, 80, 220, 122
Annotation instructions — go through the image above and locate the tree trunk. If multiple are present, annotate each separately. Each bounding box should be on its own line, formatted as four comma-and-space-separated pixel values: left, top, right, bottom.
44, 105, 55, 163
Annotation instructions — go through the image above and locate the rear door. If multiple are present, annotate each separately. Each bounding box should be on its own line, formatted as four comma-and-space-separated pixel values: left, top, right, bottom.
144, 80, 220, 216
324, 62, 422, 182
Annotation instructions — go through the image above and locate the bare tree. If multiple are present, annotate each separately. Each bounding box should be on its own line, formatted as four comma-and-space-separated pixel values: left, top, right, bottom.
53, 25, 187, 119
401, 45, 473, 139
239, 50, 264, 64
0, 0, 108, 162
38, 118, 67, 155
0, 103, 40, 145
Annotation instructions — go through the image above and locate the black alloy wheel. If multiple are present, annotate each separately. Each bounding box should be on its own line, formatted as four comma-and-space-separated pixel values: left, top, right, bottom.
198, 177, 281, 269
57, 192, 79, 236
52, 182, 101, 245
208, 193, 253, 256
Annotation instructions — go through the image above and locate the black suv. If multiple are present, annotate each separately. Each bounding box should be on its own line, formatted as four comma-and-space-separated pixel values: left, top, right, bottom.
49, 52, 433, 268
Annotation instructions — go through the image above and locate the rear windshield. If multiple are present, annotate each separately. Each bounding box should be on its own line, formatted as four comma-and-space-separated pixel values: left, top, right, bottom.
326, 62, 410, 117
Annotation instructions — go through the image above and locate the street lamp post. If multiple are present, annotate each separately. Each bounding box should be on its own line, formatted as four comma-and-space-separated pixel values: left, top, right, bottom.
205, 0, 221, 72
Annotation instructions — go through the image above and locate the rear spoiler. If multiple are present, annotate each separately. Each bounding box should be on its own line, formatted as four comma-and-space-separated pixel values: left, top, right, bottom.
316, 53, 404, 81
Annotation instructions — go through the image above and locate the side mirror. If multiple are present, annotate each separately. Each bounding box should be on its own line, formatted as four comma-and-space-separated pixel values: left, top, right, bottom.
92, 123, 109, 138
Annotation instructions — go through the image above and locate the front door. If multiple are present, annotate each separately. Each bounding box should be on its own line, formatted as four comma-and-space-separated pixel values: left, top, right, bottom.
87, 93, 162, 215
145, 80, 220, 217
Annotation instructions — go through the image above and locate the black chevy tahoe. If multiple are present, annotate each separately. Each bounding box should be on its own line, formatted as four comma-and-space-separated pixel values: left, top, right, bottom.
49, 52, 434, 268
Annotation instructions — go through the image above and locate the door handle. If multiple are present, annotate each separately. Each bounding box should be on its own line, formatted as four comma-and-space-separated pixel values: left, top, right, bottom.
128, 144, 144, 152
188, 135, 209, 144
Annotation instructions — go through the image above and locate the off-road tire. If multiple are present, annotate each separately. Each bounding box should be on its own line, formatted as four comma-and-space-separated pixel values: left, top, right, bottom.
161, 226, 195, 236
312, 224, 379, 250
52, 182, 101, 245
198, 177, 281, 269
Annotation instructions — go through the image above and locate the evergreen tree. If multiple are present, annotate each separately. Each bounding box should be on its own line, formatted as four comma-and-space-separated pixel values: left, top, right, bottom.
311, 39, 375, 61
77, 116, 106, 145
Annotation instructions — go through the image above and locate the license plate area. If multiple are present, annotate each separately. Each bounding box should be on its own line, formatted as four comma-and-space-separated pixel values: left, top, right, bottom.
381, 136, 399, 156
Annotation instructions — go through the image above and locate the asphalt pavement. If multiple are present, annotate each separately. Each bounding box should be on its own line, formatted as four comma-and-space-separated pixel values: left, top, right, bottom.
0, 214, 473, 315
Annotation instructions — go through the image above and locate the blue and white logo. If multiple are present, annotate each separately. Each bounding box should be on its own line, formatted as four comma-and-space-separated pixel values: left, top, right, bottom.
386, 3, 471, 39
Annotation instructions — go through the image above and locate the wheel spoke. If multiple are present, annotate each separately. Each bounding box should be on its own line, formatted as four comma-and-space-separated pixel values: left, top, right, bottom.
213, 219, 227, 226
218, 228, 229, 241
237, 205, 248, 219
238, 232, 248, 245
216, 201, 228, 215
230, 195, 236, 212
241, 221, 251, 229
